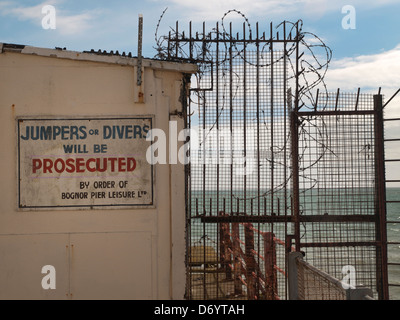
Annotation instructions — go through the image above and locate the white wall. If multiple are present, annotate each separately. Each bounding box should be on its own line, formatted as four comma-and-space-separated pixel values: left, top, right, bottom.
0, 47, 195, 299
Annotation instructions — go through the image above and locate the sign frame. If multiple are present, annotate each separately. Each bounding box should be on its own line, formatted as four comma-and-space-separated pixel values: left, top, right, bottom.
16, 116, 155, 210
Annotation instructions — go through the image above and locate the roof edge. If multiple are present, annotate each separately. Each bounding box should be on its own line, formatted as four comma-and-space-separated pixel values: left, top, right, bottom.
0, 43, 197, 73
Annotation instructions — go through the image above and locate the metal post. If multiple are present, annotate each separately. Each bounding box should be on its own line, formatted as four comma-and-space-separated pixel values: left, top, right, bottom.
290, 107, 301, 251
137, 14, 143, 86
288, 251, 303, 300
292, 22, 302, 251
374, 94, 389, 300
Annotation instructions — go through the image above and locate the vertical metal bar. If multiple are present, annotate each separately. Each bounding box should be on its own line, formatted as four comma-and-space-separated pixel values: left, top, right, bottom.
314, 88, 319, 111
195, 196, 199, 300
270, 22, 275, 218
374, 94, 389, 300
256, 23, 260, 213
355, 87, 360, 111
202, 22, 206, 61
243, 22, 247, 217
200, 19, 206, 300
229, 22, 234, 216
137, 14, 143, 86
292, 21, 301, 251
202, 105, 206, 217
189, 21, 193, 60
167, 31, 171, 60
283, 21, 289, 300
335, 88, 340, 111
270, 17, 276, 290
256, 21, 261, 299
175, 21, 179, 57
294, 21, 300, 110
242, 19, 249, 296
215, 20, 220, 300
202, 203, 206, 300
185, 61, 192, 300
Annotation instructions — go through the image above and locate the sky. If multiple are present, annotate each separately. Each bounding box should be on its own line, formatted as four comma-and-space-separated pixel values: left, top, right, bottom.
0, 1, 399, 96
0, 1, 399, 91
1, 0, 400, 181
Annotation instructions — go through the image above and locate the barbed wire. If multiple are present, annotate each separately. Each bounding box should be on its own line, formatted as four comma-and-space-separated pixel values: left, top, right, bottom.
154, 9, 334, 202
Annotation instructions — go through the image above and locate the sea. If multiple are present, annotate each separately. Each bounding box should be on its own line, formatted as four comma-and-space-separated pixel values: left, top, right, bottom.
189, 187, 400, 300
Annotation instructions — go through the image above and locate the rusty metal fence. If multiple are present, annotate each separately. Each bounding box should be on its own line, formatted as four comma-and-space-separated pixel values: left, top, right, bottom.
156, 13, 391, 300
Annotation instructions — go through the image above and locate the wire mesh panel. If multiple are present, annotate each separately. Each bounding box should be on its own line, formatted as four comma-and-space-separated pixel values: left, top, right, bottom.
187, 46, 291, 299
296, 256, 347, 300
170, 18, 300, 300
293, 92, 388, 299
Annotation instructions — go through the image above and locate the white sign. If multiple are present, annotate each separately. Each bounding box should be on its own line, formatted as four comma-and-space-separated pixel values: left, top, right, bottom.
18, 117, 153, 209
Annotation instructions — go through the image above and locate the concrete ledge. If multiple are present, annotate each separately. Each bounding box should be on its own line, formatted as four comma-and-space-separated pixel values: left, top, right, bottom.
1, 43, 198, 74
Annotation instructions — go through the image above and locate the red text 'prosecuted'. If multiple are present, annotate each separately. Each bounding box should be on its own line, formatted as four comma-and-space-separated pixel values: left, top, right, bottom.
32, 157, 137, 174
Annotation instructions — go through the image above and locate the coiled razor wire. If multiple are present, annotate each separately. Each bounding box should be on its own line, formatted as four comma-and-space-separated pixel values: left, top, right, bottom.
154, 8, 333, 199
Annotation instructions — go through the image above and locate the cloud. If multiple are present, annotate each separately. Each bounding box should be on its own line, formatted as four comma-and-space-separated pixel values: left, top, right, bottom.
322, 43, 400, 118
55, 11, 97, 35
324, 44, 400, 183
0, 0, 99, 35
0, 1, 54, 20
166, 0, 307, 22
166, 0, 400, 22
325, 44, 400, 92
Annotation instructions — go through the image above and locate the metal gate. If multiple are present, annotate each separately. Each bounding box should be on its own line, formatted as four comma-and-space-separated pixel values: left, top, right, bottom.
291, 91, 388, 299
156, 12, 391, 300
